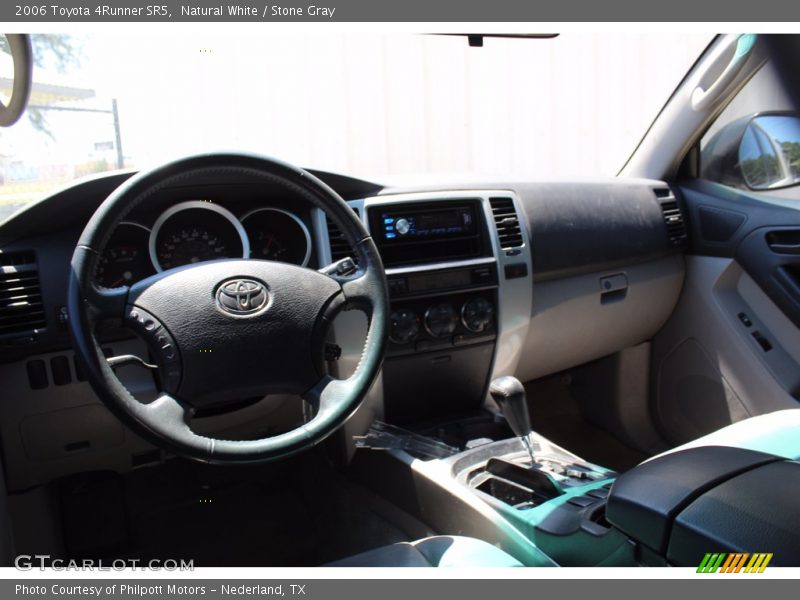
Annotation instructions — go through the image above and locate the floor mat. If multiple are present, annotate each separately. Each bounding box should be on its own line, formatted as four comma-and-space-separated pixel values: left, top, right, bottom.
60, 452, 414, 566
525, 376, 649, 473
133, 484, 320, 566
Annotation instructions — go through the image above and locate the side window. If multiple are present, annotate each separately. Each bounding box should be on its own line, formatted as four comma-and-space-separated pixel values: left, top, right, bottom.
699, 61, 800, 196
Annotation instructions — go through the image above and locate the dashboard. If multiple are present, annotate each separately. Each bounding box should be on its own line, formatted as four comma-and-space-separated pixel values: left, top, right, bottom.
0, 166, 687, 490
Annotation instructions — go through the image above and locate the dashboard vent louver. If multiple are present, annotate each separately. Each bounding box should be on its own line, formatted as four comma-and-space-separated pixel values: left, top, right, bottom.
489, 197, 524, 249
0, 252, 47, 337
0, 251, 35, 267
326, 207, 361, 262
655, 188, 688, 246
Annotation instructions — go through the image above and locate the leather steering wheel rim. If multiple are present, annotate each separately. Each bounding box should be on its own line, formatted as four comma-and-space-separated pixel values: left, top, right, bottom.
0, 34, 33, 127
68, 153, 388, 464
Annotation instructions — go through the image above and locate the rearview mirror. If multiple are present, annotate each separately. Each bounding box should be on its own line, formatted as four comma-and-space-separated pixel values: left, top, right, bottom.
701, 112, 800, 192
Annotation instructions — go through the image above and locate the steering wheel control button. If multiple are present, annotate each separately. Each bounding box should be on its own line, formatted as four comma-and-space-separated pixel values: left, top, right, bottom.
124, 306, 181, 393
335, 258, 357, 276
324, 343, 342, 362
216, 278, 269, 316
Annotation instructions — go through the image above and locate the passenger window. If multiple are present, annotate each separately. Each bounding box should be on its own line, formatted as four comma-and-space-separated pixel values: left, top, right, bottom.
699, 62, 800, 195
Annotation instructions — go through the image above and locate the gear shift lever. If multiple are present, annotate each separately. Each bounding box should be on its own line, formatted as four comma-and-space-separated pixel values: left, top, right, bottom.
489, 376, 537, 465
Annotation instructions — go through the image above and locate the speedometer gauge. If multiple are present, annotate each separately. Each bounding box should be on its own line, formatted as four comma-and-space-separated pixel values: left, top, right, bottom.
241, 208, 312, 266
157, 228, 229, 270
149, 201, 249, 272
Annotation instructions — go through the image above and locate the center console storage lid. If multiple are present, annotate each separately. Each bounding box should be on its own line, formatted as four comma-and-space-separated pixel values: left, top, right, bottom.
605, 446, 779, 554
667, 460, 800, 567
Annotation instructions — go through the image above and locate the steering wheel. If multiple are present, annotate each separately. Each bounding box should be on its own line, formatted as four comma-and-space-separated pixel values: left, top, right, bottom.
0, 34, 33, 127
68, 153, 388, 464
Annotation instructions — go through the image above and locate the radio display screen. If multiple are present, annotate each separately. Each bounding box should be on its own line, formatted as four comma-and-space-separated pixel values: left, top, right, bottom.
377, 205, 477, 242
407, 269, 472, 293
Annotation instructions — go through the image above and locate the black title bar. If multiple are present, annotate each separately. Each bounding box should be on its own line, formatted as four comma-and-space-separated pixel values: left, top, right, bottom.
2, 0, 800, 22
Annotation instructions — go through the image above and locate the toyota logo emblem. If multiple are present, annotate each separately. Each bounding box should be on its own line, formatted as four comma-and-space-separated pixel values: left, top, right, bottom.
216, 279, 268, 315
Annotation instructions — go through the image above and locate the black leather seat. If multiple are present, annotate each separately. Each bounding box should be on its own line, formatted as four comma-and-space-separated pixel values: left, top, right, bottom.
326, 535, 523, 567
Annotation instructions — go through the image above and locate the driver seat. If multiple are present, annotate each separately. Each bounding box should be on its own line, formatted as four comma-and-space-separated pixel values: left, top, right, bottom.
326, 536, 523, 567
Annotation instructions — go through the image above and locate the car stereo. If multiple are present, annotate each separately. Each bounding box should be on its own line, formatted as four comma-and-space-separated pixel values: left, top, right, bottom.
368, 200, 488, 267
376, 205, 477, 242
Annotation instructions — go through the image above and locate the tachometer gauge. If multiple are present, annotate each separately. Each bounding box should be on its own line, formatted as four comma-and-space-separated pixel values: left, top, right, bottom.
150, 201, 249, 272
95, 222, 154, 287
241, 208, 311, 266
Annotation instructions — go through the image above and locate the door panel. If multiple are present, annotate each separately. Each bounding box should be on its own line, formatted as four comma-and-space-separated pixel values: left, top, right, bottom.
651, 180, 800, 444
683, 179, 800, 326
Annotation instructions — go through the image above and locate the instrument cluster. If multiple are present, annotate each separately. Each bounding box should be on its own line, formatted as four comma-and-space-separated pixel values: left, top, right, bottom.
94, 200, 313, 288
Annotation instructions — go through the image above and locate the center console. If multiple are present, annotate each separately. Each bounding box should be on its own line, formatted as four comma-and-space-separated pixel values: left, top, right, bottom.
315, 190, 533, 427
318, 190, 632, 566
350, 373, 629, 567
453, 377, 632, 566
352, 411, 800, 567
370, 198, 498, 423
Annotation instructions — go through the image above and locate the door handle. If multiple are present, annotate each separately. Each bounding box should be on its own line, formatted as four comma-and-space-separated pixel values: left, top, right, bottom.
768, 242, 800, 255
766, 230, 800, 255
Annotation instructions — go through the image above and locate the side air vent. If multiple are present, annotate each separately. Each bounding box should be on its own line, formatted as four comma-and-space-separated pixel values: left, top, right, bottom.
0, 252, 47, 337
326, 207, 361, 262
655, 189, 688, 247
489, 197, 524, 249
0, 251, 35, 267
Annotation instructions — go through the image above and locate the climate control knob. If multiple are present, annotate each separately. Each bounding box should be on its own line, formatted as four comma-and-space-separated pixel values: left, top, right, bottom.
424, 303, 458, 338
461, 297, 495, 333
389, 308, 420, 344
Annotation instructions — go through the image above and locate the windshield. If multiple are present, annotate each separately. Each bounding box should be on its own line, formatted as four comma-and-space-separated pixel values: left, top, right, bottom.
0, 33, 711, 217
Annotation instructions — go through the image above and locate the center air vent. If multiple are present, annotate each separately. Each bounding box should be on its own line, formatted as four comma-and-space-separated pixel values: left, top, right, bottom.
489, 197, 524, 249
0, 252, 47, 337
655, 188, 688, 247
326, 207, 361, 262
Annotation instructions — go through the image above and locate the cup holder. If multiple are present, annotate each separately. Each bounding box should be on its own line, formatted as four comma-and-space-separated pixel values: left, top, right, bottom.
475, 477, 549, 509
470, 457, 564, 509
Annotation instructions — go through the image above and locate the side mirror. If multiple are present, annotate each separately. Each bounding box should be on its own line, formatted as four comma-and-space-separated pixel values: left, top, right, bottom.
739, 115, 800, 190
701, 112, 800, 191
